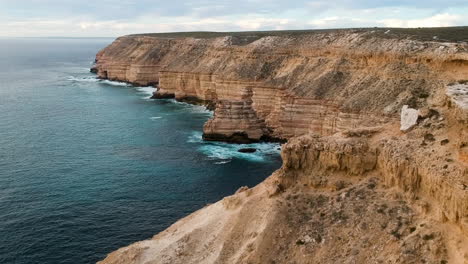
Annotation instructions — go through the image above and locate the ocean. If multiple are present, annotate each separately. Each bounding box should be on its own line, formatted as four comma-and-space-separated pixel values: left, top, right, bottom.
0, 38, 281, 263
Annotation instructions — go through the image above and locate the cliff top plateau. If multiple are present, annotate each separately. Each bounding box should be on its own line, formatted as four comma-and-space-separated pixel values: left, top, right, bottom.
128, 27, 468, 43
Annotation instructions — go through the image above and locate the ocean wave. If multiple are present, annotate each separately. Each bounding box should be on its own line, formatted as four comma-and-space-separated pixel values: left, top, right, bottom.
135, 86, 155, 99
188, 131, 281, 163
67, 76, 99, 83
187, 131, 203, 143
67, 76, 131, 87
150, 116, 162, 120
100, 79, 131, 87
215, 160, 231, 165
166, 99, 213, 115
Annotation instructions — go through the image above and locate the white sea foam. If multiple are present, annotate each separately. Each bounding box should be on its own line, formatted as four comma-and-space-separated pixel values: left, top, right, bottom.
166, 99, 213, 115
135, 86, 155, 99
67, 76, 131, 87
191, 105, 213, 115
199, 145, 265, 162
150, 116, 162, 120
187, 131, 281, 163
67, 76, 99, 82
100, 79, 131, 87
215, 160, 231, 165
135, 86, 155, 95
187, 131, 203, 143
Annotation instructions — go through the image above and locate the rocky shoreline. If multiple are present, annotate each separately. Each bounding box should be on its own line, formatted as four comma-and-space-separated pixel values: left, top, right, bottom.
93, 29, 467, 264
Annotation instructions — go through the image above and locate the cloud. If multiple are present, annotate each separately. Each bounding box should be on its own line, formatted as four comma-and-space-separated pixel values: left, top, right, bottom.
0, 1, 467, 36
308, 17, 372, 29
307, 13, 467, 29
379, 13, 464, 28
1, 0, 467, 20
235, 18, 293, 31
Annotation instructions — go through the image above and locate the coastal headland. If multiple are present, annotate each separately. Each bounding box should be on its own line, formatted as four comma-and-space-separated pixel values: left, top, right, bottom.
93, 28, 468, 264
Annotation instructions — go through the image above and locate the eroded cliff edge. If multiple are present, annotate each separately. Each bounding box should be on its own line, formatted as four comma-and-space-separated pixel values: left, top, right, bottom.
94, 30, 468, 263
94, 30, 467, 142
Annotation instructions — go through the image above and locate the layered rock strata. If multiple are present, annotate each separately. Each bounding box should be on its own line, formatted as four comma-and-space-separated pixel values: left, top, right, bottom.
94, 30, 468, 263
94, 31, 468, 142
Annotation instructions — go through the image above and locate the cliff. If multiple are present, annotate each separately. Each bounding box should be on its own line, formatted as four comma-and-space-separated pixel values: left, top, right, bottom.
93, 29, 468, 142
94, 29, 468, 263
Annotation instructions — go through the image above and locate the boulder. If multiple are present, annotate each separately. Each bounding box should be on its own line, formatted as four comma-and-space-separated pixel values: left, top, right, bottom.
400, 105, 419, 132
238, 148, 257, 153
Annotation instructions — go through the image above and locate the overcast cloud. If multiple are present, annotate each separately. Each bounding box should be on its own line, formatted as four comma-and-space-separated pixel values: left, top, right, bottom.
0, 0, 467, 37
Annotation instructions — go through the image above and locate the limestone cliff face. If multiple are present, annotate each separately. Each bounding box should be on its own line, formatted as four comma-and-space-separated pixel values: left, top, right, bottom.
281, 131, 468, 236
95, 31, 468, 263
94, 31, 468, 142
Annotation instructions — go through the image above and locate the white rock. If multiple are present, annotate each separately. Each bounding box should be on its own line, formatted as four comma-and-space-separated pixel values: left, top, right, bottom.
303, 235, 313, 243
400, 105, 419, 132
446, 84, 468, 110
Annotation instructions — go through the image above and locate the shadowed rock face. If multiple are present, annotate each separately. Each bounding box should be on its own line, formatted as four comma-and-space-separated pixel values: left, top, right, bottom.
94, 31, 468, 263
94, 31, 468, 143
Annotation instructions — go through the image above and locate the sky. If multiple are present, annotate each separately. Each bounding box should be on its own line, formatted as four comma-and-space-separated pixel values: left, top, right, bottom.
0, 0, 467, 37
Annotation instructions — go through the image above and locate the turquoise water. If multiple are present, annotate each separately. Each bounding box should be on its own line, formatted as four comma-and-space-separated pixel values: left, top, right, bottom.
0, 38, 281, 264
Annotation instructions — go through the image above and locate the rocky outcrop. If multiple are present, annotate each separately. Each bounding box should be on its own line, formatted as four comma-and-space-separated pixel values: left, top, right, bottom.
203, 86, 267, 143
400, 105, 420, 131
280, 131, 467, 236
99, 121, 468, 263
94, 30, 468, 263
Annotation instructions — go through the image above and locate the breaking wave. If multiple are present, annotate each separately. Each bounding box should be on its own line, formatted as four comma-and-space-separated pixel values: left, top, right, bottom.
67, 76, 131, 87
135, 86, 155, 99
166, 99, 213, 115
188, 131, 281, 163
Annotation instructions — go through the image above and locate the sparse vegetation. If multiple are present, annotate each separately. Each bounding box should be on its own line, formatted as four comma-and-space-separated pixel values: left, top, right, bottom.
129, 26, 468, 43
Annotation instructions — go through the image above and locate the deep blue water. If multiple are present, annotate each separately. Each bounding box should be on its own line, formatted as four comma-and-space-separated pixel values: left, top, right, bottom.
0, 38, 281, 264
